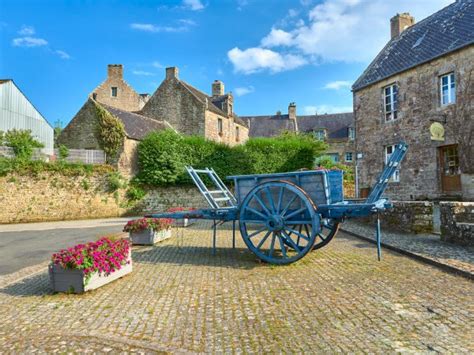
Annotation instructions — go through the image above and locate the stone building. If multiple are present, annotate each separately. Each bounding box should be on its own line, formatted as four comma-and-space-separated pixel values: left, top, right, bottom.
58, 99, 171, 176
241, 103, 355, 164
353, 0, 474, 200
141, 67, 249, 146
90, 64, 149, 112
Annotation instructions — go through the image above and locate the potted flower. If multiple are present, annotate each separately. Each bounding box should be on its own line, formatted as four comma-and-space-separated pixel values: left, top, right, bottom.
49, 237, 132, 294
123, 217, 172, 245
168, 207, 197, 227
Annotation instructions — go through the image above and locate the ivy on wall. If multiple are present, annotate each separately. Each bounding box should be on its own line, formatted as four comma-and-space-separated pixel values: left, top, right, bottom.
94, 102, 126, 162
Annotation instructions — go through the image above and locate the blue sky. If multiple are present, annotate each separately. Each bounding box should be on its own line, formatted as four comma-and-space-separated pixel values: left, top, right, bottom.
0, 0, 453, 127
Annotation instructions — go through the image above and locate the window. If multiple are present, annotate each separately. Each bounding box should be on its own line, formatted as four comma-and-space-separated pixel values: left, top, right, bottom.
314, 129, 326, 141
345, 152, 353, 162
218, 118, 223, 135
440, 73, 455, 106
328, 153, 339, 163
385, 145, 400, 182
348, 127, 355, 140
235, 126, 240, 141
384, 84, 398, 121
111, 87, 118, 97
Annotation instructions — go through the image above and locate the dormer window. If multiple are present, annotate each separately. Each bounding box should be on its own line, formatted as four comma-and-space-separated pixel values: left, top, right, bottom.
314, 129, 326, 141
348, 127, 355, 140
111, 87, 118, 97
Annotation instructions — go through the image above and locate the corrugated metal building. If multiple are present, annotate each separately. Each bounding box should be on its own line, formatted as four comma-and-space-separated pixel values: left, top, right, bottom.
0, 79, 54, 155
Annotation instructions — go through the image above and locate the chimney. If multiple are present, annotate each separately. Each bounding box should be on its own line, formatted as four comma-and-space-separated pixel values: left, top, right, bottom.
212, 80, 224, 97
288, 102, 296, 120
166, 67, 179, 80
390, 13, 415, 38
108, 64, 123, 79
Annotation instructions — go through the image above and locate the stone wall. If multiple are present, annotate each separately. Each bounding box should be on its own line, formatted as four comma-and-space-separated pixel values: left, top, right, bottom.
138, 186, 207, 214
141, 74, 206, 136
361, 201, 434, 234
325, 139, 356, 164
354, 46, 474, 200
92, 64, 146, 112
204, 111, 249, 146
117, 138, 139, 178
440, 202, 474, 246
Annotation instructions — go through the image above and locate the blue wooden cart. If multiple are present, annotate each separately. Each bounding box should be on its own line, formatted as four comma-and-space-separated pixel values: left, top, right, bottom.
147, 142, 408, 265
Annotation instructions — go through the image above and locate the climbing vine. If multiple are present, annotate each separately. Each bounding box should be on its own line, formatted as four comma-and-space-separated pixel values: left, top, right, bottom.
94, 102, 126, 162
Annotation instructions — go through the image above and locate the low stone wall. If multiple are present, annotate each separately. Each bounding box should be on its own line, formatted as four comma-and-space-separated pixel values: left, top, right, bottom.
0, 172, 127, 224
138, 186, 207, 214
440, 202, 474, 246
361, 201, 434, 234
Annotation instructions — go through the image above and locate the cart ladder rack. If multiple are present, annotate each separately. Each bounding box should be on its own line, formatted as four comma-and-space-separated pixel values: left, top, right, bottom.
366, 142, 408, 204
186, 166, 238, 209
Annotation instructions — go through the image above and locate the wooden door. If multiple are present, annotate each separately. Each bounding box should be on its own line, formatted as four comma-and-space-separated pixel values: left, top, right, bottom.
439, 145, 462, 193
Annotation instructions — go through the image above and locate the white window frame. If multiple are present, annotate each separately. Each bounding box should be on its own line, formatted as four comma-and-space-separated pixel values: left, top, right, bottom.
348, 127, 355, 140
385, 145, 400, 182
384, 84, 398, 121
111, 87, 118, 97
440, 72, 455, 106
314, 129, 326, 141
345, 152, 353, 162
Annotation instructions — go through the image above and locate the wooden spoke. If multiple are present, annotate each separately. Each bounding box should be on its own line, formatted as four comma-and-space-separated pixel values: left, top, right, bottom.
281, 231, 302, 252
264, 186, 277, 214
248, 226, 268, 238
253, 193, 273, 217
256, 230, 272, 250
280, 194, 298, 217
284, 207, 307, 220
285, 227, 310, 242
276, 186, 285, 213
268, 233, 276, 257
277, 233, 288, 258
244, 206, 268, 220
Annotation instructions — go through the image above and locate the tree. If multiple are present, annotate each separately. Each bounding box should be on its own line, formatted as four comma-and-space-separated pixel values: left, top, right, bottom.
4, 129, 44, 161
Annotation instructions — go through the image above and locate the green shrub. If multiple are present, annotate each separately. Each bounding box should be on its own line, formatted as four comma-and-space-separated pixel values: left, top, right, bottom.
137, 130, 327, 186
107, 171, 125, 192
126, 185, 146, 201
81, 178, 90, 190
58, 144, 69, 160
316, 156, 354, 182
4, 129, 44, 161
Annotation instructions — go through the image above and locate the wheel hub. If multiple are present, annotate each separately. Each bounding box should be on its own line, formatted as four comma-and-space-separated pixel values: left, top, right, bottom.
266, 215, 285, 231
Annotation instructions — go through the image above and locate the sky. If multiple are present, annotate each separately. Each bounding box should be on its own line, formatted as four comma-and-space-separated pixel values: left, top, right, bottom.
0, 0, 454, 127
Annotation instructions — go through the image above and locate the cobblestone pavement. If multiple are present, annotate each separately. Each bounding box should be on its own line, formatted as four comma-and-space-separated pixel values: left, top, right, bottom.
0, 221, 473, 353
342, 220, 474, 277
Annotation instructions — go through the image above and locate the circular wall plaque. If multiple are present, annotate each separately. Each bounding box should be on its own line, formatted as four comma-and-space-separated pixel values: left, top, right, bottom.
430, 122, 445, 141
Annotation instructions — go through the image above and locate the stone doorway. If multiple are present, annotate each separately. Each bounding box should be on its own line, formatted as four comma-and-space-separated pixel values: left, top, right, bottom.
438, 145, 462, 193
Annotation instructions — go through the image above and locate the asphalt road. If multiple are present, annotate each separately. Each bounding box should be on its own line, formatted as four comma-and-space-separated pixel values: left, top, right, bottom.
0, 218, 133, 275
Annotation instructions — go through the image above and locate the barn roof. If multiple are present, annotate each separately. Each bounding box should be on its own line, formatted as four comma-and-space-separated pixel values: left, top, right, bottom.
353, 0, 474, 91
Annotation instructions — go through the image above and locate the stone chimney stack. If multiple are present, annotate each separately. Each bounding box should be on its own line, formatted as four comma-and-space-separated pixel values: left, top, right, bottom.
108, 64, 123, 79
288, 102, 297, 120
166, 67, 179, 80
212, 80, 224, 97
390, 13, 415, 38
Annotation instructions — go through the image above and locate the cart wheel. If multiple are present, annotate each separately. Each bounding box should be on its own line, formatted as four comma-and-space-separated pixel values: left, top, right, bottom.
288, 219, 339, 250
239, 181, 320, 265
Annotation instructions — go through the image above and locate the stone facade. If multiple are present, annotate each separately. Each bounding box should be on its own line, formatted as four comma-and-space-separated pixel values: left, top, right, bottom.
141, 67, 249, 145
440, 201, 474, 246
354, 46, 474, 200
91, 64, 148, 112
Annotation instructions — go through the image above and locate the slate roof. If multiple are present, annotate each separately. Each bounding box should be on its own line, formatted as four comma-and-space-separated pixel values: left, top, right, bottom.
353, 0, 474, 91
298, 113, 354, 139
240, 114, 297, 137
240, 112, 353, 139
100, 103, 172, 140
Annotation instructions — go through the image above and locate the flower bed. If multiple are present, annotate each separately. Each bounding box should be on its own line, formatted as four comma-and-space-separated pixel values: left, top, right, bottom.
123, 217, 172, 245
49, 237, 132, 293
168, 207, 197, 227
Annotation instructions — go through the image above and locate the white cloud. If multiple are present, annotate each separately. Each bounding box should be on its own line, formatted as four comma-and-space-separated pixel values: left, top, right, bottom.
261, 28, 293, 47
303, 104, 353, 115
228, 0, 454, 74
324, 80, 352, 90
228, 47, 306, 74
130, 21, 194, 33
55, 50, 70, 59
12, 36, 48, 47
152, 61, 165, 68
183, 0, 205, 11
234, 86, 255, 96
18, 25, 35, 36
178, 19, 196, 26
133, 70, 155, 76
237, 0, 248, 11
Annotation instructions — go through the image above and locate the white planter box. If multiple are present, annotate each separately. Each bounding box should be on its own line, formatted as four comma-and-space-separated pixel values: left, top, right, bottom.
49, 251, 132, 294
129, 228, 172, 245
172, 218, 197, 227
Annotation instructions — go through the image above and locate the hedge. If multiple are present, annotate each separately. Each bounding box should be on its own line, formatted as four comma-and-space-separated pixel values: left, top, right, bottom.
136, 130, 327, 186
